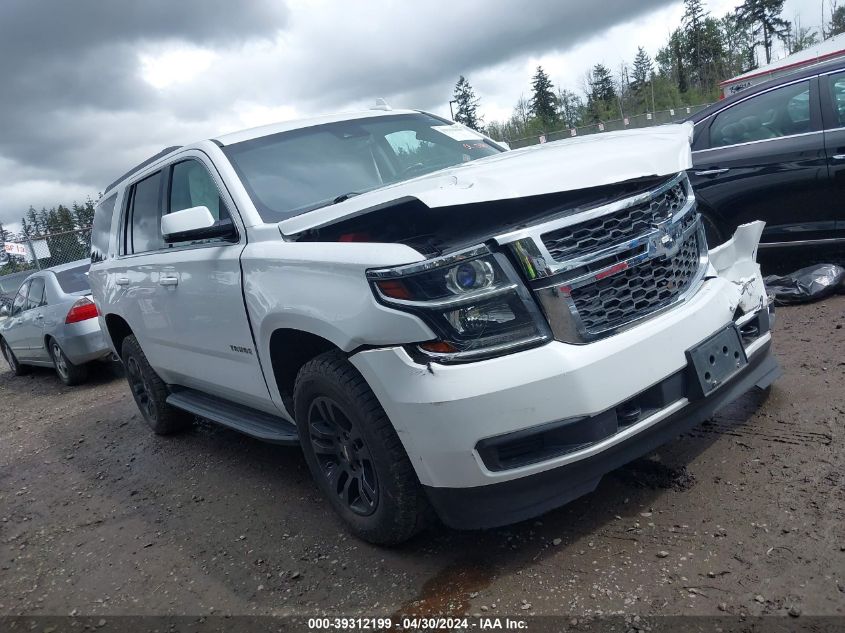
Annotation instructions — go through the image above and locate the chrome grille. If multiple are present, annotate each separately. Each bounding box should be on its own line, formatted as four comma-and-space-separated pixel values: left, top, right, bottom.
499, 173, 710, 344
542, 181, 687, 262
569, 231, 702, 334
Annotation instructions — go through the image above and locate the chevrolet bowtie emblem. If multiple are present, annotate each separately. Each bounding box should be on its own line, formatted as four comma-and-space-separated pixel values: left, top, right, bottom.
652, 218, 682, 258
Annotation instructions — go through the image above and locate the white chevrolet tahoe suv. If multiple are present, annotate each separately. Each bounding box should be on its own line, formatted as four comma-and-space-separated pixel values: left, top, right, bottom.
89, 109, 780, 544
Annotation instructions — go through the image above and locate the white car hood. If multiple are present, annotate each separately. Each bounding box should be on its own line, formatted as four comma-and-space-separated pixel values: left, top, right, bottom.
278, 122, 694, 236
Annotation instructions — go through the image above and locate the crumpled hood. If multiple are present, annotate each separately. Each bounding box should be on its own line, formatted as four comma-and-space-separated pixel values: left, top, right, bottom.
278, 122, 694, 236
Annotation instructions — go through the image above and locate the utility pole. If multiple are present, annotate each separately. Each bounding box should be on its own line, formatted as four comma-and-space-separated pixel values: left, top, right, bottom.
449, 99, 458, 120
651, 76, 656, 116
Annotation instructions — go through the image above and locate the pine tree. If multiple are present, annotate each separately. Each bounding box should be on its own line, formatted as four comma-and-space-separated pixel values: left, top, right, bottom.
529, 66, 558, 130
736, 0, 790, 64
37, 208, 50, 235
631, 47, 654, 92
585, 64, 617, 122
683, 0, 708, 90
589, 64, 616, 103
25, 208, 41, 237
452, 76, 482, 131
828, 5, 845, 37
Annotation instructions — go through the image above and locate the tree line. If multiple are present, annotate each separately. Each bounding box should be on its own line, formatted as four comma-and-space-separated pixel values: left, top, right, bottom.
0, 200, 97, 275
452, 0, 845, 142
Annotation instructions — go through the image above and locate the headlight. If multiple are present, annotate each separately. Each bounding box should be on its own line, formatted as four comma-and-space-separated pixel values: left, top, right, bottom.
367, 245, 551, 362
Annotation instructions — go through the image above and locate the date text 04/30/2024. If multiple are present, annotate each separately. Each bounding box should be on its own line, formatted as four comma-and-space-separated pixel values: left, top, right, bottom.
306, 617, 529, 630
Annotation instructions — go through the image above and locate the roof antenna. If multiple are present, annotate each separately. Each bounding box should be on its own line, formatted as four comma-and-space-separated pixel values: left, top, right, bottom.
372, 98, 392, 111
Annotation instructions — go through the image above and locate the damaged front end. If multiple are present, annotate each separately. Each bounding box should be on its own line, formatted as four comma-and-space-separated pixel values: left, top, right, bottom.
361, 170, 774, 368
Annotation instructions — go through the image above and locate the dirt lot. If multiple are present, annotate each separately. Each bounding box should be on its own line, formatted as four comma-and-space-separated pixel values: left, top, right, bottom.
1, 297, 843, 621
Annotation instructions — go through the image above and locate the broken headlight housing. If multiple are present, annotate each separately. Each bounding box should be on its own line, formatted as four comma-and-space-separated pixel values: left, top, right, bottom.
367, 245, 551, 362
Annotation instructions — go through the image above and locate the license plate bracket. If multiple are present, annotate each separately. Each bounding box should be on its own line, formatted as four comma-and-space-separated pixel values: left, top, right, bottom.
686, 325, 748, 399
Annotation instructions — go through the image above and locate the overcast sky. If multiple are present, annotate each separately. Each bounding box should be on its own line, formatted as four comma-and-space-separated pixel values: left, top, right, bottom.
0, 0, 827, 231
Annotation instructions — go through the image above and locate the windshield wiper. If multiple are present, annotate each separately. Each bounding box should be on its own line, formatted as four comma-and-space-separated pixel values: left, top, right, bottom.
332, 191, 362, 204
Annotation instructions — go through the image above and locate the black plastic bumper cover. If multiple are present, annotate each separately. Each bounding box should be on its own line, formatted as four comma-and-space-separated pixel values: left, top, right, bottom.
424, 342, 780, 530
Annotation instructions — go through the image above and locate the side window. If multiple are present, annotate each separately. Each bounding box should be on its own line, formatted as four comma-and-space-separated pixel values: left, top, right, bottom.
26, 278, 45, 310
710, 80, 811, 148
91, 193, 117, 263
11, 282, 29, 316
168, 160, 229, 222
127, 171, 162, 254
828, 72, 845, 128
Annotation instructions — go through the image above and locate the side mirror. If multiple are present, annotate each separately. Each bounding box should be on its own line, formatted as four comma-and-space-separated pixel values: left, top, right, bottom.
0, 304, 9, 317
497, 141, 511, 150
161, 206, 236, 243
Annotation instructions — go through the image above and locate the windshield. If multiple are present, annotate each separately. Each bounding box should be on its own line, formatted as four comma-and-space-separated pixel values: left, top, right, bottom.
222, 113, 503, 222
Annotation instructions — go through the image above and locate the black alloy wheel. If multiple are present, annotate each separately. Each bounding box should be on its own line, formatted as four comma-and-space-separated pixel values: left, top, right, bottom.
307, 395, 379, 516
121, 334, 190, 435
126, 354, 156, 421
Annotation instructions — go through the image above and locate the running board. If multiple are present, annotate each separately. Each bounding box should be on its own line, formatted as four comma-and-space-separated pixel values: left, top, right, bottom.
166, 389, 299, 445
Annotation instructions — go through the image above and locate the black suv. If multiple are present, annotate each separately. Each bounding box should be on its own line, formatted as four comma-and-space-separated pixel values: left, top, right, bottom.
688, 58, 845, 248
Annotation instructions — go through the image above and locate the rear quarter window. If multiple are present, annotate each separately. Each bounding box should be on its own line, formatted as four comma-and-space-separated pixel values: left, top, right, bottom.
91, 193, 118, 263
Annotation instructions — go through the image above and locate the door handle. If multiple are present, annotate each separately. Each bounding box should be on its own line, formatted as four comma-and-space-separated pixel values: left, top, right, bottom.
832, 154, 845, 161
115, 277, 130, 286
694, 168, 730, 176
159, 277, 179, 287
35, 314, 44, 320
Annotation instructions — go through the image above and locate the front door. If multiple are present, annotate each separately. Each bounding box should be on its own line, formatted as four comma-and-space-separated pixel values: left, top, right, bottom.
691, 77, 832, 245
820, 69, 845, 239
113, 154, 276, 413
3, 281, 30, 360
20, 276, 49, 361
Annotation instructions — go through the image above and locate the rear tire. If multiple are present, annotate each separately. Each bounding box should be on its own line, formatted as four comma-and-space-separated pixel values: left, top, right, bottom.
49, 339, 89, 386
121, 335, 191, 435
294, 350, 432, 545
1, 338, 29, 376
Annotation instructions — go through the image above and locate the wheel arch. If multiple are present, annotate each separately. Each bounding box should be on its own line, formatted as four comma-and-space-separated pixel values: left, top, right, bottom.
268, 328, 340, 415
104, 313, 133, 358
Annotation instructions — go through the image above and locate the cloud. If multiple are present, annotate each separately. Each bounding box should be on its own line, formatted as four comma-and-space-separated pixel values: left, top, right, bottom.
0, 0, 680, 229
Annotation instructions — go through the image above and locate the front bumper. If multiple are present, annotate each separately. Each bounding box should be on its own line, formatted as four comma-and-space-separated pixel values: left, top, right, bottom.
424, 340, 778, 529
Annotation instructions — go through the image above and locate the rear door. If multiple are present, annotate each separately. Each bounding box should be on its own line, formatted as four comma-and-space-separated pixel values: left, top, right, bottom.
820, 68, 845, 238
691, 77, 831, 245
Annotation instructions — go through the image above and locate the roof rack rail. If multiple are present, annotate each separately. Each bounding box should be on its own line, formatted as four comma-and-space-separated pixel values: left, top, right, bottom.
104, 145, 182, 194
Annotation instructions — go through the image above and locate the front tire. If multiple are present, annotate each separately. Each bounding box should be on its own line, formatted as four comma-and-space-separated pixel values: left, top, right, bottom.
121, 335, 191, 435
49, 339, 89, 386
294, 350, 431, 545
1, 338, 29, 376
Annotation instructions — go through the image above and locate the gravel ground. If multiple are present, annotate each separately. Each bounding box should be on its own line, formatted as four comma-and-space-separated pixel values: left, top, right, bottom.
0, 297, 843, 620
